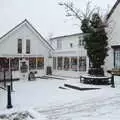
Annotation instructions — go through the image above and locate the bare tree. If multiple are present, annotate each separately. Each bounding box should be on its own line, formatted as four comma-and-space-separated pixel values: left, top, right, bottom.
59, 1, 98, 22
58, 1, 109, 29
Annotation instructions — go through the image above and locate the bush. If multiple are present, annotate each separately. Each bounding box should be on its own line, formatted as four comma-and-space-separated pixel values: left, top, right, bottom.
88, 68, 104, 76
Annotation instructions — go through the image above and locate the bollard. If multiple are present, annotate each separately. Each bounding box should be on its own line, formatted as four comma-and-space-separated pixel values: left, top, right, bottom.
7, 85, 13, 109
111, 74, 115, 88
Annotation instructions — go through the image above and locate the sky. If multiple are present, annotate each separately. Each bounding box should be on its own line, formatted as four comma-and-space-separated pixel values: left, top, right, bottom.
0, 0, 117, 39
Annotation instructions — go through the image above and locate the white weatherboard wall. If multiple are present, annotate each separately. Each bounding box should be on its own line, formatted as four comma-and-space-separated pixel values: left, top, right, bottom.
105, 3, 120, 71
51, 34, 87, 57
51, 34, 89, 76
0, 24, 50, 57
0, 21, 52, 78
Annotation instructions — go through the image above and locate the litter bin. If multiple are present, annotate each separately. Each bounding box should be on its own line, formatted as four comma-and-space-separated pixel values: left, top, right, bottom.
46, 66, 52, 75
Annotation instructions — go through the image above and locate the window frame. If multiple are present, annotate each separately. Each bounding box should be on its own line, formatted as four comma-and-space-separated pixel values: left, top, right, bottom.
26, 39, 30, 54
18, 39, 22, 54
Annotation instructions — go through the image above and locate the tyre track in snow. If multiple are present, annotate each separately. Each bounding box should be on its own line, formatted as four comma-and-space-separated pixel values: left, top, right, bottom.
37, 94, 120, 120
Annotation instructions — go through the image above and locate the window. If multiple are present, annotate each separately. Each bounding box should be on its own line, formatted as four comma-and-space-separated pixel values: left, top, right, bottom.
29, 58, 36, 70
18, 39, 22, 53
70, 43, 73, 48
71, 57, 77, 71
10, 58, 19, 71
114, 48, 120, 69
64, 57, 69, 70
53, 57, 56, 70
37, 57, 44, 69
26, 40, 30, 54
79, 57, 86, 71
57, 40, 62, 49
57, 57, 62, 70
79, 37, 85, 46
0, 58, 9, 71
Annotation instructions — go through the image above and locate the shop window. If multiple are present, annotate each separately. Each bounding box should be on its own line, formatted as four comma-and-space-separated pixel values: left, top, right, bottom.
10, 58, 19, 71
64, 57, 69, 70
71, 57, 77, 71
29, 58, 36, 70
57, 57, 62, 70
37, 57, 44, 69
53, 57, 56, 70
20, 61, 28, 73
79, 57, 86, 71
0, 58, 9, 71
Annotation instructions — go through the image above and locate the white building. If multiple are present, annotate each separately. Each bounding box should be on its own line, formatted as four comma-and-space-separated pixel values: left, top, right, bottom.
105, 0, 120, 71
1, 0, 119, 80
0, 19, 53, 79
51, 33, 89, 77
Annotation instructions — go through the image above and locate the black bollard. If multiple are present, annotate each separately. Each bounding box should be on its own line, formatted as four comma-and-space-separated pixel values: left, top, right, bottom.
7, 85, 13, 109
111, 74, 115, 88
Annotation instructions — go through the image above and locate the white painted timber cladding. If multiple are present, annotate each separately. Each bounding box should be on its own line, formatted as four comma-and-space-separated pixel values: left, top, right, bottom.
0, 23, 50, 57
0, 21, 52, 77
105, 3, 120, 71
52, 34, 87, 57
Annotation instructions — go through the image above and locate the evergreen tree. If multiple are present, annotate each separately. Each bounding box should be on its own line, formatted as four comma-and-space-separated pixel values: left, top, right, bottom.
59, 1, 108, 76
81, 13, 108, 76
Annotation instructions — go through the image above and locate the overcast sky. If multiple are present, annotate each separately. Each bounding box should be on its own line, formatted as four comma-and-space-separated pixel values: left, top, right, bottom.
0, 0, 117, 39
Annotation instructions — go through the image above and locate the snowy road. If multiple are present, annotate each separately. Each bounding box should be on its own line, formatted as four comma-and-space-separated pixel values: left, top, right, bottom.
37, 91, 120, 120
0, 76, 120, 120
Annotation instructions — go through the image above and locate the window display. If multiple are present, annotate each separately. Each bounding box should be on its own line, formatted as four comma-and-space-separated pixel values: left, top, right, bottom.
71, 57, 77, 71
29, 58, 36, 70
64, 57, 69, 70
37, 57, 44, 69
79, 57, 86, 71
53, 57, 56, 70
10, 58, 19, 71
57, 57, 62, 70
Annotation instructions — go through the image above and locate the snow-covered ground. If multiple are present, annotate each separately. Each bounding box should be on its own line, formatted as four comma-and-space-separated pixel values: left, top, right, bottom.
0, 76, 120, 120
